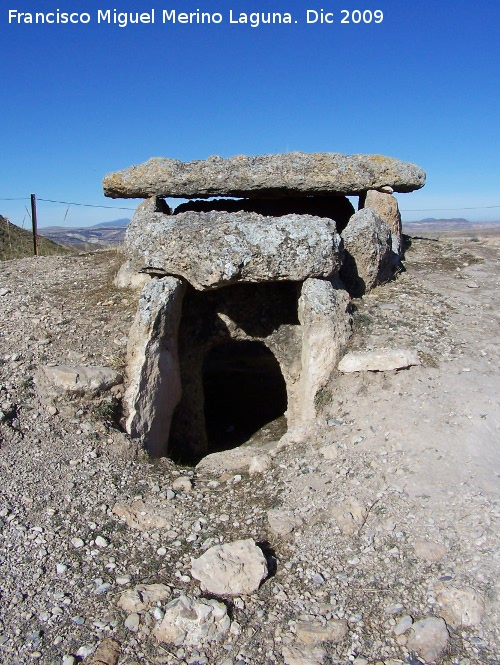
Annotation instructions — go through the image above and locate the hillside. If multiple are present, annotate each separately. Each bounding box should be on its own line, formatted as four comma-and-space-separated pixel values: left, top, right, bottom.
0, 214, 70, 260
39, 218, 129, 248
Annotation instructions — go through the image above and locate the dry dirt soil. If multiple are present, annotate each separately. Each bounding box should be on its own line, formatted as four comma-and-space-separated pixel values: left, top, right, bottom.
0, 231, 499, 665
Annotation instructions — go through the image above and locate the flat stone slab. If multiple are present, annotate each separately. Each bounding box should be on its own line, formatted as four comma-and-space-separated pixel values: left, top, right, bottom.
338, 349, 420, 372
125, 210, 341, 290
103, 152, 426, 199
35, 365, 122, 397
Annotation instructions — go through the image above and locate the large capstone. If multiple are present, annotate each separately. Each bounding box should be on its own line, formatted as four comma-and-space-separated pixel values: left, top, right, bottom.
125, 210, 341, 290
103, 152, 426, 199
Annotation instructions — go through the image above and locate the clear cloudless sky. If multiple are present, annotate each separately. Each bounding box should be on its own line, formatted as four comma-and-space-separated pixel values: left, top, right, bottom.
1, 0, 499, 227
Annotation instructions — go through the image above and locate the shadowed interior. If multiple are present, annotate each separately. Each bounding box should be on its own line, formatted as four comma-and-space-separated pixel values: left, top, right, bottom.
202, 340, 288, 453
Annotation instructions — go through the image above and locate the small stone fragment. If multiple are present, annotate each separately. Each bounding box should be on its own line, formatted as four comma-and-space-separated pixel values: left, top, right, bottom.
394, 615, 413, 636
153, 594, 230, 645
124, 613, 140, 632
118, 583, 171, 613
172, 476, 192, 492
282, 644, 326, 665
112, 500, 170, 531
406, 617, 449, 663
413, 540, 447, 562
338, 349, 420, 373
267, 509, 302, 536
87, 638, 121, 665
437, 586, 485, 628
248, 454, 272, 475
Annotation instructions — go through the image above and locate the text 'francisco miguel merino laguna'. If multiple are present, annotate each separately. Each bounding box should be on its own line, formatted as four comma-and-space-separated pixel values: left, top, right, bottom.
7, 9, 384, 27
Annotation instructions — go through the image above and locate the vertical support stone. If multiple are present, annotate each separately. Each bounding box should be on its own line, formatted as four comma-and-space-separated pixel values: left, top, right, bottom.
123, 276, 184, 457
297, 278, 351, 422
361, 189, 403, 257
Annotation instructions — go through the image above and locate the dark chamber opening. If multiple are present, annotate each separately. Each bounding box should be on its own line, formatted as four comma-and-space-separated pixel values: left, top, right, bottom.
203, 340, 287, 453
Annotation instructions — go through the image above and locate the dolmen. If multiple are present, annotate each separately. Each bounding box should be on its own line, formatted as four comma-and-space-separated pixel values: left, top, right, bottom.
103, 152, 425, 460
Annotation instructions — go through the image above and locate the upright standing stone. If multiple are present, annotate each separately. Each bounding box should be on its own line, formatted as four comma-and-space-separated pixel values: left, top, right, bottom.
340, 208, 393, 296
362, 189, 403, 256
123, 276, 184, 457
297, 278, 351, 421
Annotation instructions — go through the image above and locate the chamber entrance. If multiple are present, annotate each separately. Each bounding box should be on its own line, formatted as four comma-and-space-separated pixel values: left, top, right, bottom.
202, 340, 288, 453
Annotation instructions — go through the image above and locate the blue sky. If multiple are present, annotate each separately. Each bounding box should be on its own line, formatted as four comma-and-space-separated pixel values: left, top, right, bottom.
1, 0, 499, 227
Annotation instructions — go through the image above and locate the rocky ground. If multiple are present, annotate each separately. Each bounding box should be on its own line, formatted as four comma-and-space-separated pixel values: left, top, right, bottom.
0, 232, 499, 665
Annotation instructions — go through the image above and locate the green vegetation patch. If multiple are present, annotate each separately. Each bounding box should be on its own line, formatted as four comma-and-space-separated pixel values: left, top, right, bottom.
0, 214, 71, 260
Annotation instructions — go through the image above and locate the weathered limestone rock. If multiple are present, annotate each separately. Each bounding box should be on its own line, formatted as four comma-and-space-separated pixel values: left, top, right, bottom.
123, 277, 184, 457
87, 638, 121, 665
153, 594, 230, 645
118, 584, 171, 614
103, 152, 426, 199
362, 189, 403, 256
196, 446, 272, 477
406, 617, 449, 663
282, 645, 326, 665
295, 619, 348, 645
436, 586, 485, 628
191, 539, 268, 595
113, 260, 151, 289
413, 539, 447, 562
35, 365, 122, 398
267, 509, 303, 536
112, 500, 171, 531
340, 207, 393, 296
338, 349, 420, 373
330, 498, 367, 535
296, 278, 351, 421
125, 210, 341, 290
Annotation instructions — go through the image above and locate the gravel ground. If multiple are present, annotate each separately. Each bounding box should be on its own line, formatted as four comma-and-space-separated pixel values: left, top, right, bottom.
0, 235, 499, 665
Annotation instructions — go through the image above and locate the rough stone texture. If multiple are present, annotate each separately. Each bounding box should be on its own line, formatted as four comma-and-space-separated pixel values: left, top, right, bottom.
338, 349, 420, 373
174, 195, 355, 233
196, 447, 272, 477
118, 584, 171, 614
87, 638, 121, 665
113, 260, 151, 290
330, 499, 367, 535
153, 595, 230, 645
103, 152, 426, 199
296, 278, 351, 421
190, 539, 268, 595
267, 509, 303, 536
282, 645, 326, 665
35, 365, 122, 398
406, 617, 449, 663
340, 207, 393, 296
362, 189, 403, 256
296, 619, 348, 644
123, 277, 184, 457
125, 210, 341, 290
413, 539, 447, 562
437, 586, 486, 628
112, 500, 171, 531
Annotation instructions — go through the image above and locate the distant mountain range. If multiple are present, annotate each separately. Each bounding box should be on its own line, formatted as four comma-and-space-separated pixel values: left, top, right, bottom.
403, 218, 500, 232
39, 218, 130, 247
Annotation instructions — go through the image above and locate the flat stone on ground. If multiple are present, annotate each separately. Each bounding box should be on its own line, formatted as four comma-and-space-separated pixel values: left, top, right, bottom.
190, 539, 268, 595
338, 349, 420, 373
